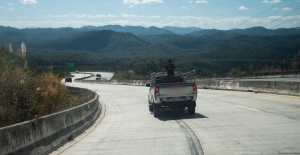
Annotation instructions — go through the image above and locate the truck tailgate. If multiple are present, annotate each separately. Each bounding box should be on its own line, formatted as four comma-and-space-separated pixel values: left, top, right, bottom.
158, 83, 194, 98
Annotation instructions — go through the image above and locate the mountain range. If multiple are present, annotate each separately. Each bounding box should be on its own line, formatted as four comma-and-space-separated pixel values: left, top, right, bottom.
1, 25, 300, 45
31, 30, 148, 51
1, 25, 300, 65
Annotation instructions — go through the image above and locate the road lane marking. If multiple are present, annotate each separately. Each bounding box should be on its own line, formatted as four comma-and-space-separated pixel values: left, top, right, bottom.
237, 105, 259, 111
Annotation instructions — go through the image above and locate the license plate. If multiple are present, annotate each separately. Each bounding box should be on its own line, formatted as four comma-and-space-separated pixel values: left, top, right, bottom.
169, 98, 184, 102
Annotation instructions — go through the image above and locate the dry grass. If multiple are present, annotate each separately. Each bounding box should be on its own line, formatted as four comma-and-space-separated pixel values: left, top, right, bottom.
40, 72, 67, 114
0, 44, 94, 127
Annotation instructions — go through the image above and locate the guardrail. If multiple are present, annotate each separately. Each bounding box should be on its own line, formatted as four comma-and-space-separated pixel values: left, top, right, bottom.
0, 88, 101, 155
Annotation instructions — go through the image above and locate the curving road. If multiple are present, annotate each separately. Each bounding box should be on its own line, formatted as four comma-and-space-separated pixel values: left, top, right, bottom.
79, 72, 114, 80
53, 82, 300, 155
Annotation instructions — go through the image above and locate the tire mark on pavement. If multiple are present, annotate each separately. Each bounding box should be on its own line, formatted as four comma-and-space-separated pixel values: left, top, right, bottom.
173, 115, 204, 155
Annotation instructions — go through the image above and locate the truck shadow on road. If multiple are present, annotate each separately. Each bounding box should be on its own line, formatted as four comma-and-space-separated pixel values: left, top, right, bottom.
154, 109, 208, 121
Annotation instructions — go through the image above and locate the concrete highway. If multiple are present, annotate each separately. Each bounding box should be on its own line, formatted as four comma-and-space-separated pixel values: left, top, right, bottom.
75, 72, 114, 80
52, 82, 300, 155
70, 73, 93, 79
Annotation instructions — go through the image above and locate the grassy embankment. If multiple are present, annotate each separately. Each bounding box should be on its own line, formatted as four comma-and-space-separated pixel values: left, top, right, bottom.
0, 43, 94, 128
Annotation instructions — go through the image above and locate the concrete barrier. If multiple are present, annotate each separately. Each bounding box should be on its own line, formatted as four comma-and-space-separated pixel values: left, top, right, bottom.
76, 80, 151, 85
0, 88, 101, 155
198, 71, 300, 79
196, 79, 300, 96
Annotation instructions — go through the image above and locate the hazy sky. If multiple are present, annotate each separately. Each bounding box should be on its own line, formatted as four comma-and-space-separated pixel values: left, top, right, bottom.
0, 0, 300, 30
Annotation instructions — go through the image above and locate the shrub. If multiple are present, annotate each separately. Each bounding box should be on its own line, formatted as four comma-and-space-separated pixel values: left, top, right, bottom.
0, 43, 94, 127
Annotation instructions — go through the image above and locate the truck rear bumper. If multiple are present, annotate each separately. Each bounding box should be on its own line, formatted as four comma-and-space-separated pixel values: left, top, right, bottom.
159, 100, 196, 110
161, 96, 193, 102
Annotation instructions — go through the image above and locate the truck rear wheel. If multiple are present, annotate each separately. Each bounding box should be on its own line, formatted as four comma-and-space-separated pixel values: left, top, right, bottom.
148, 99, 153, 112
149, 105, 153, 112
188, 106, 195, 114
153, 104, 160, 117
188, 101, 196, 115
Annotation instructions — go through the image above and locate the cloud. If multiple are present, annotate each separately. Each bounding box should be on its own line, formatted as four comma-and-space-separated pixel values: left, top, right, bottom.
48, 15, 71, 18
165, 15, 300, 29
123, 0, 140, 5
123, 0, 162, 5
181, 6, 189, 9
262, 0, 282, 4
81, 14, 106, 18
121, 14, 144, 18
149, 15, 161, 18
2, 14, 300, 30
48, 14, 106, 18
0, 3, 15, 10
141, 0, 163, 4
0, 6, 14, 10
195, 0, 208, 3
189, 1, 193, 3
20, 0, 37, 4
107, 15, 117, 18
281, 7, 291, 11
238, 6, 248, 10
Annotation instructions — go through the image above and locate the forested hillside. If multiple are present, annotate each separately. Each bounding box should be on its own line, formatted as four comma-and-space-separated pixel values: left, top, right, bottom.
29, 30, 148, 51
188, 27, 300, 37
25, 30, 300, 61
1, 25, 300, 75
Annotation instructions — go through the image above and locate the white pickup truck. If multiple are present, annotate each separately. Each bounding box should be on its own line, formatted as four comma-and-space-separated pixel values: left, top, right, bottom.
146, 70, 197, 117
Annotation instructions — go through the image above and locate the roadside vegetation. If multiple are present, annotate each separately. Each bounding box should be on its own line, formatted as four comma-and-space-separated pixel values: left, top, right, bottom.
110, 56, 300, 80
0, 43, 95, 128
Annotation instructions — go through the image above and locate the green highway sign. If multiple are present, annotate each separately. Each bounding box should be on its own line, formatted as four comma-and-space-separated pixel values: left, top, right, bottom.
67, 63, 74, 69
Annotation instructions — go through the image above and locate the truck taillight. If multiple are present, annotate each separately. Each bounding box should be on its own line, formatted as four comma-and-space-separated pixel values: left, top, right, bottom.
193, 84, 197, 94
155, 87, 159, 96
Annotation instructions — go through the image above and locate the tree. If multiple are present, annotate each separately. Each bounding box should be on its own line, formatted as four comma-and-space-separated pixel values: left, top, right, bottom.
131, 59, 159, 75
291, 51, 300, 71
